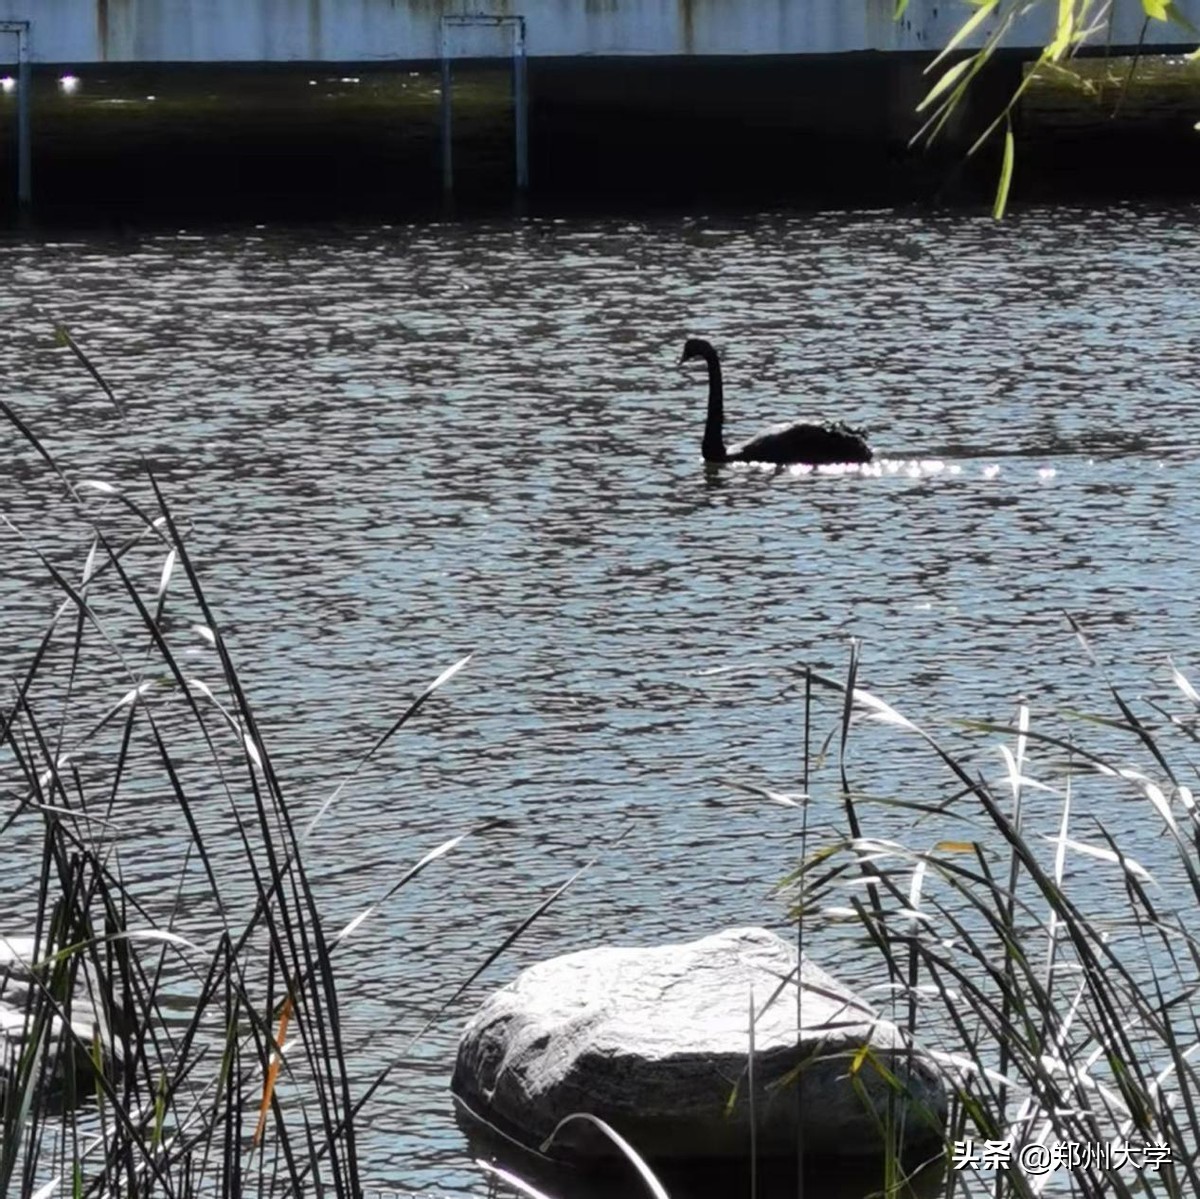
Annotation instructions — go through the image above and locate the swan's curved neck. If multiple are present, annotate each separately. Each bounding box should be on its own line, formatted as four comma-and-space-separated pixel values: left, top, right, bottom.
700, 348, 726, 462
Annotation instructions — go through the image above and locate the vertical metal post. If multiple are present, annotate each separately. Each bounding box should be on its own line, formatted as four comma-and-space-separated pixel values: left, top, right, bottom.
16, 24, 29, 213
439, 20, 453, 196
513, 17, 528, 191
440, 15, 528, 197
1, 21, 31, 215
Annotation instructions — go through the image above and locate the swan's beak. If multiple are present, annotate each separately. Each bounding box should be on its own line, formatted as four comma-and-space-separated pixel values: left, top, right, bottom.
677, 354, 688, 367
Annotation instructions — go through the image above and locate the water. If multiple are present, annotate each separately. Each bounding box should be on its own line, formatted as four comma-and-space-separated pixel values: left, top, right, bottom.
2, 205, 1199, 1195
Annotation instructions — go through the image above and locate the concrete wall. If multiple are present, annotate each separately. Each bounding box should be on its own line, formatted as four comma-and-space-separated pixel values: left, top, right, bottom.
0, 0, 1195, 65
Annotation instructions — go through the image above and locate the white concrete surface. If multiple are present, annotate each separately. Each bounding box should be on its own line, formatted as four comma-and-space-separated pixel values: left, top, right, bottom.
0, 0, 1195, 65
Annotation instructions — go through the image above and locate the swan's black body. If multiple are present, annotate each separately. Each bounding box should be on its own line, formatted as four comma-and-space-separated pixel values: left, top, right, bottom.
680, 337, 873, 467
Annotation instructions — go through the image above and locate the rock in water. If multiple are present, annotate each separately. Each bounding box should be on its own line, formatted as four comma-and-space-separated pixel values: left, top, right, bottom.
453, 927, 946, 1162
0, 935, 106, 1108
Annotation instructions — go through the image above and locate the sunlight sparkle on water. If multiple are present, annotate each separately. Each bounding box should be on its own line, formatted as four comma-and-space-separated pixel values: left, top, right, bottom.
742, 460, 1065, 482
777, 460, 875, 477
59, 74, 79, 93
0, 77, 14, 95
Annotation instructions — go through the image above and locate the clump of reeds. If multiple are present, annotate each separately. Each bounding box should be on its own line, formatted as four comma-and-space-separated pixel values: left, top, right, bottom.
771, 637, 1200, 1198
0, 333, 509, 1198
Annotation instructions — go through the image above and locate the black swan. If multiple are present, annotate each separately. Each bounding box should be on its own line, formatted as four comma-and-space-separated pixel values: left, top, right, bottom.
680, 337, 873, 466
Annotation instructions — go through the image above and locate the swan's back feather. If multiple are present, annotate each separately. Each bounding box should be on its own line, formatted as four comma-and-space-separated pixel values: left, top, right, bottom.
728, 419, 873, 466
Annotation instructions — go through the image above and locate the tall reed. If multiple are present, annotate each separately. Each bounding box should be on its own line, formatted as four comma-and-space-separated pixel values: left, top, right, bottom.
0, 335, 535, 1198
774, 639, 1200, 1198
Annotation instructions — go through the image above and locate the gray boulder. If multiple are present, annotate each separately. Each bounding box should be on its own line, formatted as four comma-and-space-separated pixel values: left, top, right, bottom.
1, 935, 103, 1107
0, 936, 37, 985
453, 927, 946, 1161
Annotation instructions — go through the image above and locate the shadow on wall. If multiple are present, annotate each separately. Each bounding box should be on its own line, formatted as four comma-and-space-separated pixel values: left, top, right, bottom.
0, 54, 1196, 224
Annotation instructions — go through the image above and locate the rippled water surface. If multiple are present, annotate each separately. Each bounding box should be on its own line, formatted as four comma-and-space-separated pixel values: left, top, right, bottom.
3, 206, 1199, 1194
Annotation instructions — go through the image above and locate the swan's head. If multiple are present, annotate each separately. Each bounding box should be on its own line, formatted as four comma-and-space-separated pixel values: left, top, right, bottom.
679, 337, 716, 366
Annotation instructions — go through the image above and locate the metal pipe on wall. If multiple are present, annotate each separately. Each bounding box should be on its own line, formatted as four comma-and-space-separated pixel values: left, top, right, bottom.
1, 20, 31, 212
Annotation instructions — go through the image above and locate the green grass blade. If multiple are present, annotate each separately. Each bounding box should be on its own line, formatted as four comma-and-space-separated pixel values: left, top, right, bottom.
992, 121, 1015, 220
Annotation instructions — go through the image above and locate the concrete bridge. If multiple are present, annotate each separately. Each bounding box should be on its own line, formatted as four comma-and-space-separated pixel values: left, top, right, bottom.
0, 0, 1195, 64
